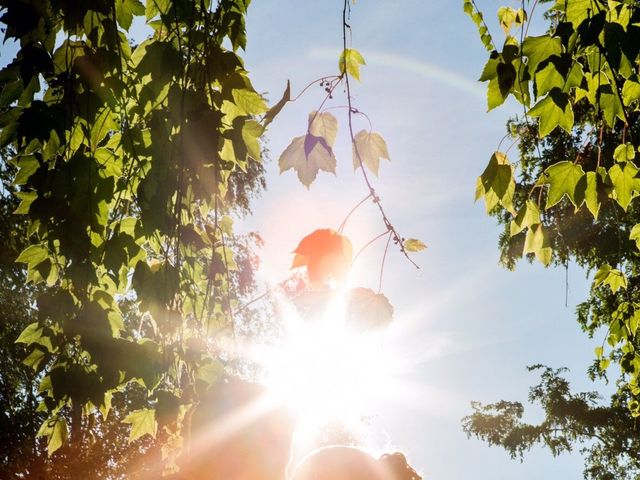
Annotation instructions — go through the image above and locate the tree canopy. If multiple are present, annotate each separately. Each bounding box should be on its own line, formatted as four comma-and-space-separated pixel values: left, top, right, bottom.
464, 0, 640, 476
0, 0, 426, 476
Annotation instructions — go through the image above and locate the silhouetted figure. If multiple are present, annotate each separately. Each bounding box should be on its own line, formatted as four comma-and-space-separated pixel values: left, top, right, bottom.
290, 446, 422, 480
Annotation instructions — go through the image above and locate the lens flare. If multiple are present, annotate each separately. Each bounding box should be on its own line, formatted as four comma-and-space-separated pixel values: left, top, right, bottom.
259, 291, 393, 437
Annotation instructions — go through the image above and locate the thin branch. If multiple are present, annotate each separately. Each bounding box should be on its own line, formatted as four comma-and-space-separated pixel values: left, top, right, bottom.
341, 0, 419, 270
352, 229, 390, 265
338, 193, 372, 233
378, 231, 392, 294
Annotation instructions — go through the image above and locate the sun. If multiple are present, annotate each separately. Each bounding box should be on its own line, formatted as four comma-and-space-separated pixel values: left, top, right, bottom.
258, 290, 394, 437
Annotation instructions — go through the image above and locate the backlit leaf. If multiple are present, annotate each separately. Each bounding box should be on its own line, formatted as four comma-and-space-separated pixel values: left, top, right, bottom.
278, 135, 336, 188
630, 224, 640, 250
476, 152, 515, 214
524, 224, 552, 266
352, 130, 390, 176
527, 89, 574, 137
38, 417, 68, 456
608, 162, 640, 210
542, 161, 585, 208
347, 287, 394, 331
308, 111, 338, 147
232, 88, 268, 115
510, 200, 541, 236
123, 408, 157, 442
339, 48, 366, 81
403, 238, 427, 252
291, 229, 352, 286
522, 35, 562, 74
594, 264, 627, 293
614, 143, 635, 163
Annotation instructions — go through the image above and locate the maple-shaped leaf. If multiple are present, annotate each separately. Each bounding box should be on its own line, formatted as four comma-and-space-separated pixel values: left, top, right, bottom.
308, 111, 338, 146
292, 229, 352, 286
278, 111, 338, 188
352, 130, 390, 176
347, 287, 394, 332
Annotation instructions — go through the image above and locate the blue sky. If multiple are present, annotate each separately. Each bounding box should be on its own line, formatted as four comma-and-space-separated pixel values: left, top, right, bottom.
240, 1, 605, 479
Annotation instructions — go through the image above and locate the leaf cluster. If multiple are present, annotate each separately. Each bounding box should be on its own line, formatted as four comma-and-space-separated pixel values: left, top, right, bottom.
0, 0, 272, 469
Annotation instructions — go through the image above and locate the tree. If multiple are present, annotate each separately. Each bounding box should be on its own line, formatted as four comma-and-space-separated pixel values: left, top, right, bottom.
0, 0, 425, 475
464, 0, 640, 476
463, 366, 640, 480
0, 0, 268, 472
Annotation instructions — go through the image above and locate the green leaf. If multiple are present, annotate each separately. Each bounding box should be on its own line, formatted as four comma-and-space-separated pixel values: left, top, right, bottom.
115, 0, 144, 30
13, 155, 39, 185
23, 348, 46, 371
497, 7, 525, 34
16, 244, 48, 266
403, 238, 427, 252
232, 88, 268, 115
600, 89, 625, 128
575, 171, 601, 219
595, 346, 604, 358
535, 63, 564, 98
522, 35, 562, 74
524, 223, 552, 266
90, 107, 117, 149
614, 143, 635, 163
475, 152, 515, 214
352, 130, 390, 176
631, 224, 640, 250
527, 89, 574, 137
241, 120, 263, 160
38, 417, 68, 456
542, 161, 585, 208
123, 408, 157, 442
622, 78, 640, 105
594, 264, 627, 293
608, 162, 640, 210
339, 48, 366, 81
510, 200, 541, 236
15, 322, 42, 345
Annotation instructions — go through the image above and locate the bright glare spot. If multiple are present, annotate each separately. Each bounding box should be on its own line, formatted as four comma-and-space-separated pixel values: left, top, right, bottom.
259, 291, 393, 437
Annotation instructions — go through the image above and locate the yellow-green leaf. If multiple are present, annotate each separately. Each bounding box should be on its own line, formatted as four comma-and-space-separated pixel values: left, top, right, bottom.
614, 143, 635, 163
123, 408, 157, 442
608, 162, 640, 210
524, 223, 552, 266
403, 238, 427, 252
542, 161, 585, 208
594, 264, 627, 293
510, 200, 541, 236
339, 48, 366, 81
476, 152, 516, 214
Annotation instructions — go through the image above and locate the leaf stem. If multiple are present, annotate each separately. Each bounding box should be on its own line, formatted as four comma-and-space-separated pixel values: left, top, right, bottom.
378, 231, 393, 294
338, 193, 372, 233
341, 0, 419, 270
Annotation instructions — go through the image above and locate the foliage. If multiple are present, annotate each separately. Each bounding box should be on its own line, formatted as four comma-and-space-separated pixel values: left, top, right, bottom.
0, 0, 426, 474
466, 0, 640, 415
465, 0, 640, 477
462, 366, 640, 480
0, 155, 157, 478
0, 0, 268, 470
